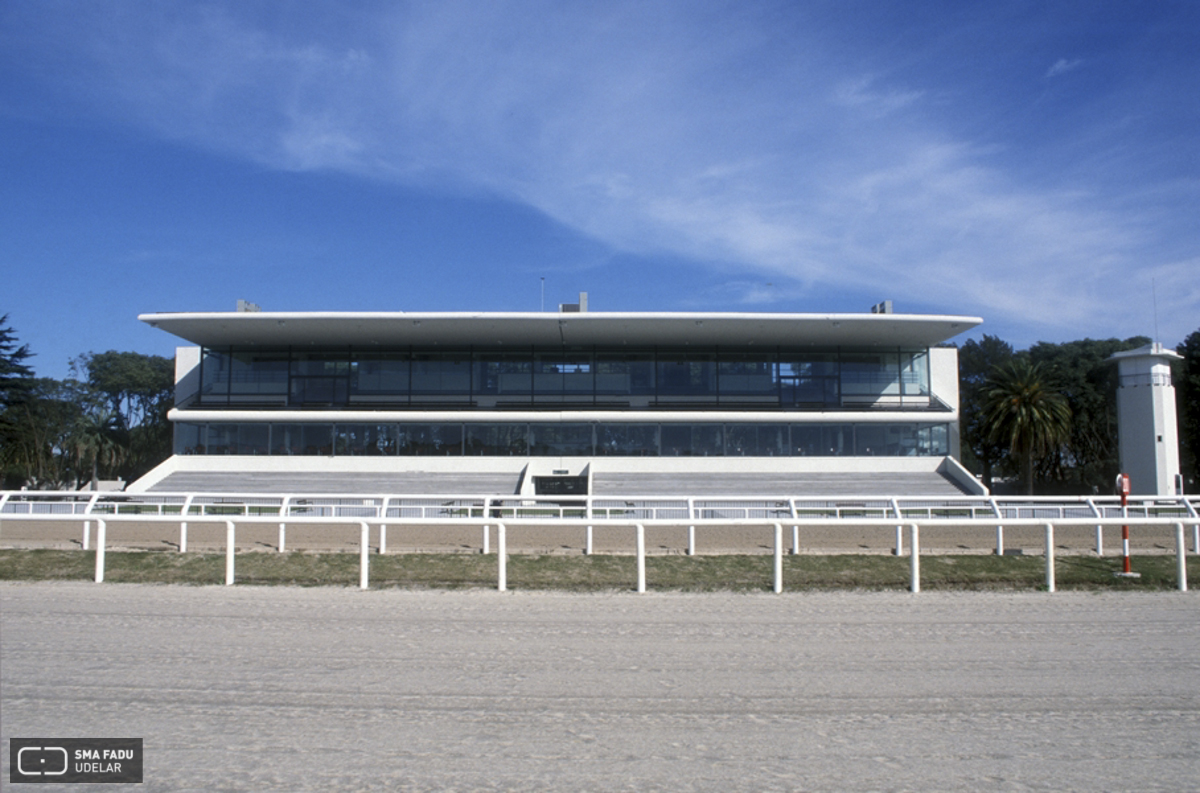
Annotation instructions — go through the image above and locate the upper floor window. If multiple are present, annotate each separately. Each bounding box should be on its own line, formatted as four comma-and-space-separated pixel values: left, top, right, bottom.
194, 345, 940, 411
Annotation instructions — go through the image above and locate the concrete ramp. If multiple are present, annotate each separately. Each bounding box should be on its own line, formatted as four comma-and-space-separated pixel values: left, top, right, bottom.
146, 470, 522, 495
591, 470, 971, 497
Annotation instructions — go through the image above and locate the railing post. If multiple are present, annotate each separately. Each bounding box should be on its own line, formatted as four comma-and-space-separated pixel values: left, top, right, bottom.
94, 519, 106, 583
497, 523, 507, 592
1193, 523, 1198, 555
482, 524, 489, 555
909, 524, 919, 593
995, 525, 1004, 556
360, 522, 370, 590
181, 495, 194, 553
1176, 523, 1188, 592
225, 520, 236, 586
1045, 523, 1055, 593
1095, 524, 1103, 556
279, 497, 291, 553
636, 523, 646, 593
773, 523, 783, 594
585, 525, 592, 556
1121, 499, 1132, 575
891, 498, 902, 556
83, 520, 91, 551
687, 498, 696, 557
380, 524, 388, 555
790, 499, 800, 556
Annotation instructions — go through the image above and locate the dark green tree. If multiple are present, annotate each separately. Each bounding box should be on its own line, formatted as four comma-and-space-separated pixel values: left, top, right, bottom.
72, 351, 174, 481
0, 314, 34, 406
958, 335, 1015, 491
0, 315, 37, 487
68, 406, 126, 490
1027, 337, 1150, 493
984, 359, 1072, 495
1176, 329, 1200, 492
2, 378, 87, 489
72, 351, 174, 430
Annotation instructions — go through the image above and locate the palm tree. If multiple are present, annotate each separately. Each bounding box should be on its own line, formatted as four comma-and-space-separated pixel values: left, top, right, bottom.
983, 359, 1071, 495
69, 408, 127, 490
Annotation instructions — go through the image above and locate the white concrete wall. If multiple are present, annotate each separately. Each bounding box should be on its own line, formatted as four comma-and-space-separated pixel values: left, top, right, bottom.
929, 346, 961, 458
175, 347, 201, 408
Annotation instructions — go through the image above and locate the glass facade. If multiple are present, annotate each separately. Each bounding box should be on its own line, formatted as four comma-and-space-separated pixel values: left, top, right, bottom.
194, 345, 937, 410
182, 344, 951, 459
175, 421, 950, 458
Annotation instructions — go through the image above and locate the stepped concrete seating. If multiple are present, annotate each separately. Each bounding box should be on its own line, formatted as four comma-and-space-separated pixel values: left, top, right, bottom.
590, 471, 971, 496
146, 471, 522, 495
145, 467, 970, 497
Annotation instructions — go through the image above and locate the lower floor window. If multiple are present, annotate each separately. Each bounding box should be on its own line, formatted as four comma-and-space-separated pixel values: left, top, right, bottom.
175, 421, 949, 457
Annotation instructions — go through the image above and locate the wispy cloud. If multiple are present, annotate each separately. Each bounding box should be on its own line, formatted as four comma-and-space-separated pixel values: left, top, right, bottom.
1046, 58, 1083, 78
834, 76, 925, 117
4, 0, 1194, 345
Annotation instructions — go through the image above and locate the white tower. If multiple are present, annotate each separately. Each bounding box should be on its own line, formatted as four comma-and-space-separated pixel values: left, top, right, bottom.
1108, 343, 1183, 496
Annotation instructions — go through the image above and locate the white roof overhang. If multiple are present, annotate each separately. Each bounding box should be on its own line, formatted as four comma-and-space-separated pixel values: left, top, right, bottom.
168, 409, 956, 423
140, 311, 981, 349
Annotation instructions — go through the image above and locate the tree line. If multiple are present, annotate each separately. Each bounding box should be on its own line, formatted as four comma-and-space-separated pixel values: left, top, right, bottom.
960, 329, 1200, 496
1, 314, 1198, 494
1, 315, 173, 489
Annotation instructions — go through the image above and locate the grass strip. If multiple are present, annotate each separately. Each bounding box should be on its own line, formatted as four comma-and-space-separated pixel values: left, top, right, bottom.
0, 549, 1195, 591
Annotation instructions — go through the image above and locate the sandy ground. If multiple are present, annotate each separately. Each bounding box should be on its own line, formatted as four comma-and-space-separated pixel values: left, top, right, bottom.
1, 583, 1197, 791
0, 516, 1190, 556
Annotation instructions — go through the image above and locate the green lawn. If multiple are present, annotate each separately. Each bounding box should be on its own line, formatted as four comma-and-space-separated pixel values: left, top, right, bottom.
0, 549, 1194, 591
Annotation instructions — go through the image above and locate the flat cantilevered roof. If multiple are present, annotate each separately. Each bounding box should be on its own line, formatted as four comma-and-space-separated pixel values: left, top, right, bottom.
139, 311, 982, 348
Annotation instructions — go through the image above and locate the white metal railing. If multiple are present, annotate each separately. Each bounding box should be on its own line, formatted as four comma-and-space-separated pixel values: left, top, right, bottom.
2, 490, 1199, 524
2, 511, 1194, 595
3, 489, 1198, 594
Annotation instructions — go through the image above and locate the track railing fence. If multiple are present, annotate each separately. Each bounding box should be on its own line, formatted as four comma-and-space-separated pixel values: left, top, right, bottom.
2, 490, 1197, 594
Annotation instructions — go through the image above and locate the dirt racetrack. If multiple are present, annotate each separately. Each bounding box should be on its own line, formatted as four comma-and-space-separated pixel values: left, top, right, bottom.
2, 583, 1197, 791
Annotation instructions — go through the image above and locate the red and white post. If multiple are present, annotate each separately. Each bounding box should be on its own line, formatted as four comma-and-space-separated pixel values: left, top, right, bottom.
1115, 473, 1139, 578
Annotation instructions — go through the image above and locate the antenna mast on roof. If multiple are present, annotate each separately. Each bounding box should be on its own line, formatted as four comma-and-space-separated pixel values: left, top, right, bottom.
1152, 277, 1160, 346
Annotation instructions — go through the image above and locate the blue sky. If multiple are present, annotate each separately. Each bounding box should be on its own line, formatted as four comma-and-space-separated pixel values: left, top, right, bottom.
2, 1, 1197, 380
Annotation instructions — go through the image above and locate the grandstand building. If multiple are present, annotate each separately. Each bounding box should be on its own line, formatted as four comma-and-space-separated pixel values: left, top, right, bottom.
130, 304, 984, 496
